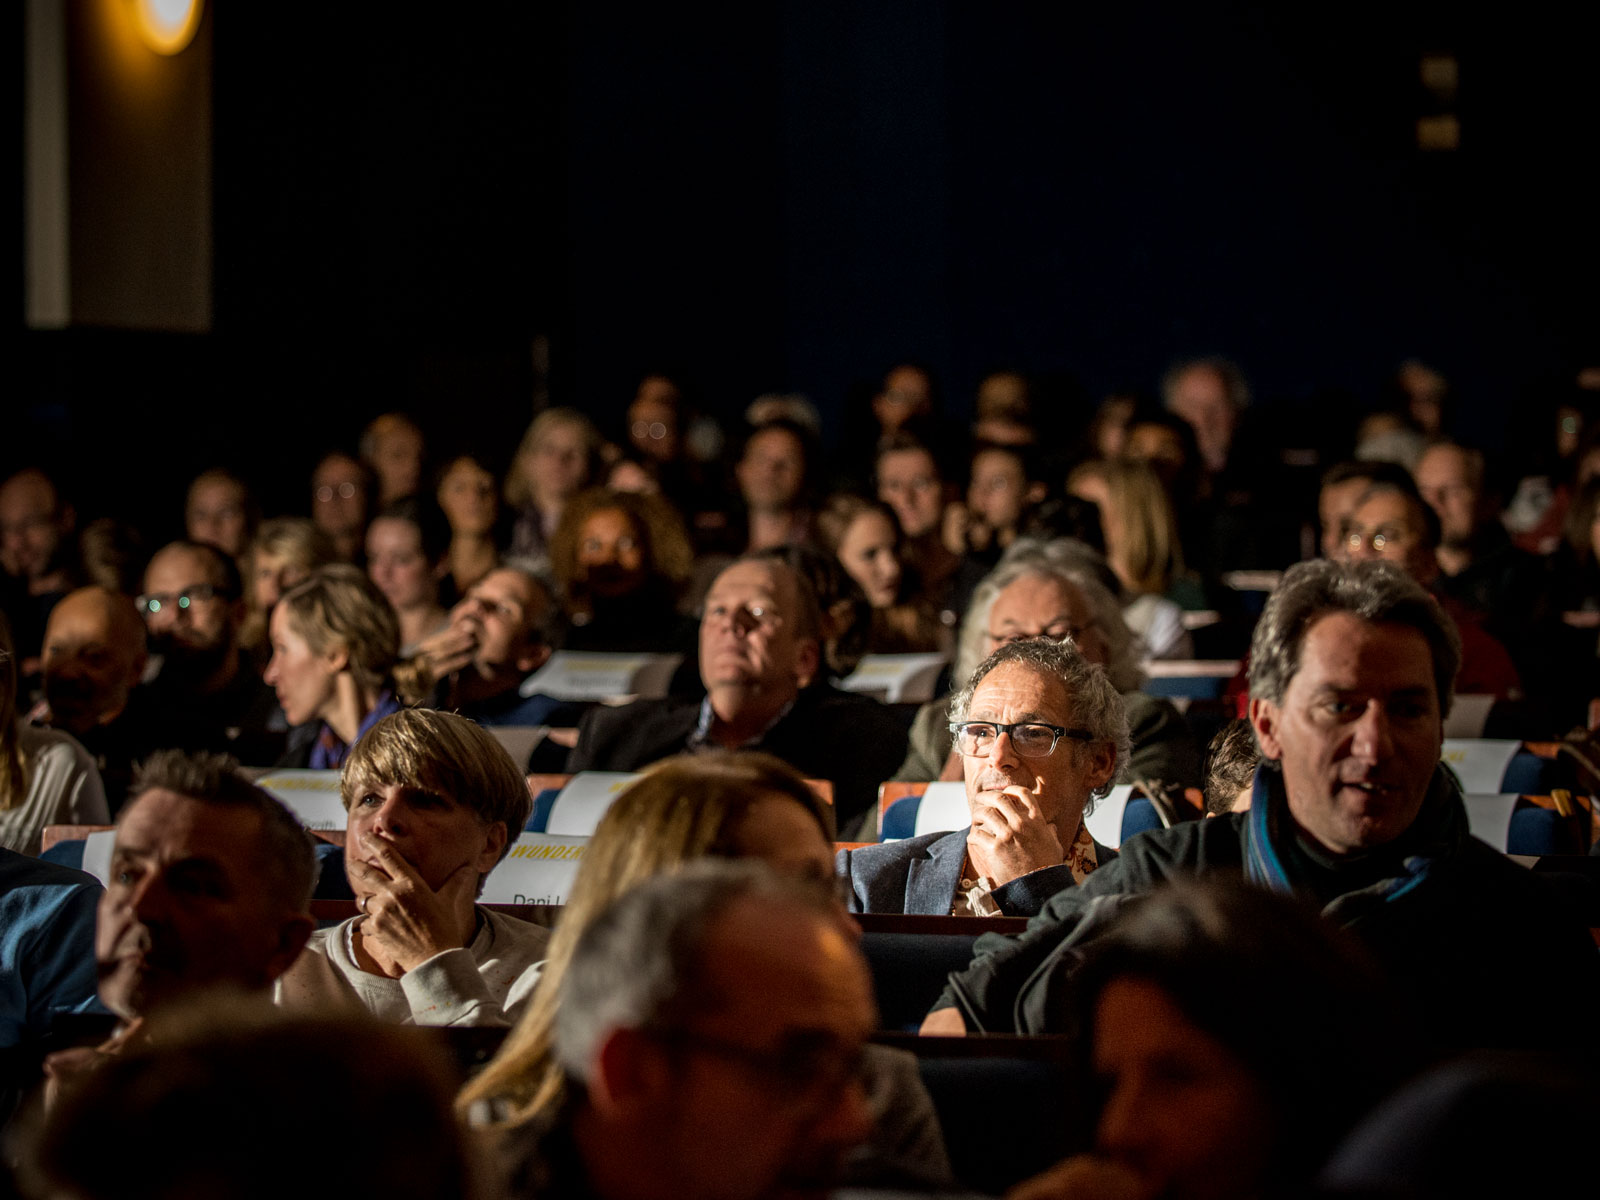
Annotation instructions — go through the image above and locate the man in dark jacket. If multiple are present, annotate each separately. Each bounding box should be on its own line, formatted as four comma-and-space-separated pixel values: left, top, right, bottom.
922, 560, 1600, 1059
567, 555, 907, 833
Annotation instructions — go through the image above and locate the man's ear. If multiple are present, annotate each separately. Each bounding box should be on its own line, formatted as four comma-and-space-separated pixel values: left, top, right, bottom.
588, 1027, 673, 1119
268, 913, 315, 983
476, 821, 509, 875
1086, 740, 1117, 792
514, 642, 551, 676
1249, 696, 1285, 761
794, 638, 821, 689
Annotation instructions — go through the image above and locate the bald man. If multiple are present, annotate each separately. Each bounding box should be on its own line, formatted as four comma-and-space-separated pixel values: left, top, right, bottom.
39, 587, 150, 812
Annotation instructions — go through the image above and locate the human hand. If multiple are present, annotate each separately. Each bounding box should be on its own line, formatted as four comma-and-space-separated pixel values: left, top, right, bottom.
967, 785, 1064, 887
1007, 1156, 1150, 1200
919, 1007, 968, 1037
348, 836, 478, 974
414, 622, 479, 682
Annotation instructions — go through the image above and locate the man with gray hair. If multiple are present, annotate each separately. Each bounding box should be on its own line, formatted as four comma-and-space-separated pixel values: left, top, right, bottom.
839, 638, 1129, 916
921, 560, 1599, 1058
510, 861, 877, 1200
892, 538, 1198, 791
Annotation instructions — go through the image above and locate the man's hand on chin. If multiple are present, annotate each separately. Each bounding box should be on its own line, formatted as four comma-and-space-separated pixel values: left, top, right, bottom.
968, 785, 1065, 886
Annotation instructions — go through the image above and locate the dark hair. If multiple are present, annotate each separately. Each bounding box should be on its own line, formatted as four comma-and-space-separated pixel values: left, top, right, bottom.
129, 750, 316, 908
1203, 719, 1260, 816
1063, 879, 1411, 1187
1319, 458, 1415, 495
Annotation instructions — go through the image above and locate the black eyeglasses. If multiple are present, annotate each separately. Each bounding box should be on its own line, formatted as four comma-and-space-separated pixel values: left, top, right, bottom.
136, 584, 228, 616
949, 721, 1094, 758
650, 1027, 866, 1098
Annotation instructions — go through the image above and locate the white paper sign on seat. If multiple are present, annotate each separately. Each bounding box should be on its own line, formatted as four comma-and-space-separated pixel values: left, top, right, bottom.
79, 829, 117, 888
544, 772, 642, 837
1441, 694, 1495, 739
479, 834, 588, 905
911, 782, 969, 838
1439, 739, 1521, 795
839, 654, 950, 704
1461, 793, 1519, 852
519, 652, 683, 702
1083, 784, 1136, 850
255, 769, 349, 831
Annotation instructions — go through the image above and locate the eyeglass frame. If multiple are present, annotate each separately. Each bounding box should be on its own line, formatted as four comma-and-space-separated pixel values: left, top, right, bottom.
135, 583, 230, 616
948, 720, 1095, 758
646, 1026, 867, 1100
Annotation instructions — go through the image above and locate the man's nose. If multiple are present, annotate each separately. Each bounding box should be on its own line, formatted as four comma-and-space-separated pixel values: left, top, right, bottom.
1350, 700, 1393, 763
987, 727, 1022, 768
808, 1069, 875, 1155
1095, 1076, 1146, 1160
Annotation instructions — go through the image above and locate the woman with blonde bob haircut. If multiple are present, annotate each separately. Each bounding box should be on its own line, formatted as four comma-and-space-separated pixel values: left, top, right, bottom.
459, 751, 951, 1190
265, 565, 428, 769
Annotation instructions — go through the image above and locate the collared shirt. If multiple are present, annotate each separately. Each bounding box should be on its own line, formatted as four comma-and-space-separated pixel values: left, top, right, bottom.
951, 821, 1100, 917
685, 693, 796, 753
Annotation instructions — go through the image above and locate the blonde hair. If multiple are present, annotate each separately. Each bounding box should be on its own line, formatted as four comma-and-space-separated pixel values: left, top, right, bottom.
240, 518, 339, 652
1, 614, 28, 810
342, 709, 531, 848
1071, 459, 1185, 595
457, 752, 829, 1126
504, 409, 602, 511
276, 565, 428, 704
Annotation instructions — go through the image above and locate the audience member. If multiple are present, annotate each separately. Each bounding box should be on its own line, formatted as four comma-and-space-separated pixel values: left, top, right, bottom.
41, 751, 314, 1091
264, 565, 426, 769
504, 408, 601, 566
1, 846, 102, 1052
735, 419, 814, 552
415, 566, 561, 728
876, 434, 980, 620
893, 540, 1200, 791
436, 453, 502, 597
567, 554, 908, 833
366, 498, 452, 651
1067, 460, 1198, 659
137, 540, 282, 766
360, 412, 427, 505
1162, 356, 1249, 478
3, 616, 101, 857
972, 370, 1037, 445
1008, 880, 1408, 1200
496, 862, 879, 1200
0, 468, 77, 668
36, 587, 148, 810
547, 487, 696, 653
75, 519, 145, 597
26, 1012, 479, 1200
276, 709, 545, 1025
309, 451, 373, 564
815, 494, 945, 654
1201, 718, 1258, 816
922, 560, 1600, 1056
462, 752, 951, 1189
183, 468, 255, 560
874, 362, 936, 439
840, 638, 1128, 916
1339, 476, 1522, 700
240, 517, 340, 665
957, 442, 1045, 560
1317, 459, 1415, 560
754, 544, 872, 683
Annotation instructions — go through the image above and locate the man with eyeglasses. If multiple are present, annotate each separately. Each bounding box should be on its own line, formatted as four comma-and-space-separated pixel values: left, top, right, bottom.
568, 555, 908, 834
509, 861, 877, 1200
920, 561, 1599, 1060
137, 541, 284, 766
309, 451, 371, 564
839, 637, 1128, 916
1337, 477, 1520, 701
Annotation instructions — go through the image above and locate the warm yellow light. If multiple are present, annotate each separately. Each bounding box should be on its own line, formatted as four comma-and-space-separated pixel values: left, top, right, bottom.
130, 0, 203, 55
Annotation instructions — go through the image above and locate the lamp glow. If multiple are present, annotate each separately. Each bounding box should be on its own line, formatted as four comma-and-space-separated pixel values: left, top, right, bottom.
132, 0, 203, 55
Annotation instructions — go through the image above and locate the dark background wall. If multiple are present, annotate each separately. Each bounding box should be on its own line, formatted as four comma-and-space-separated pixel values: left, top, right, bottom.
11, 1, 1599, 539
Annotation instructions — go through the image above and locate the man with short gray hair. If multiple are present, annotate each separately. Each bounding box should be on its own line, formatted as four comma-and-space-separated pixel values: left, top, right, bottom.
921, 560, 1599, 1057
840, 638, 1129, 916
510, 861, 877, 1200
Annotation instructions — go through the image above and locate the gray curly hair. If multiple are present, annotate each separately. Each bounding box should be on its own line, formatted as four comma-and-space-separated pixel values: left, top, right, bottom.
952, 538, 1143, 693
949, 637, 1131, 802
1247, 559, 1461, 717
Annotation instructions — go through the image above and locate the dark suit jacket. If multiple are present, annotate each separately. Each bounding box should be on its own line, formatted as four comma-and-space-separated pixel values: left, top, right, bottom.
837, 828, 1106, 917
566, 684, 909, 833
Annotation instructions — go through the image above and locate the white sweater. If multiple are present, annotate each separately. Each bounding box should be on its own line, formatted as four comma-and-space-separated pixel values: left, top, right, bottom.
0, 724, 109, 856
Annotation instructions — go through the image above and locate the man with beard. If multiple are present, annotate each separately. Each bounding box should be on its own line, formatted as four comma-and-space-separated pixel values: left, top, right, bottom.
37, 587, 149, 813
839, 638, 1129, 916
137, 541, 283, 766
41, 750, 314, 1101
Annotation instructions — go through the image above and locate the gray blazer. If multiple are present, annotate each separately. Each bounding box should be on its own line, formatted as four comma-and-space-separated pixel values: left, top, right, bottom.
837, 828, 1094, 917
